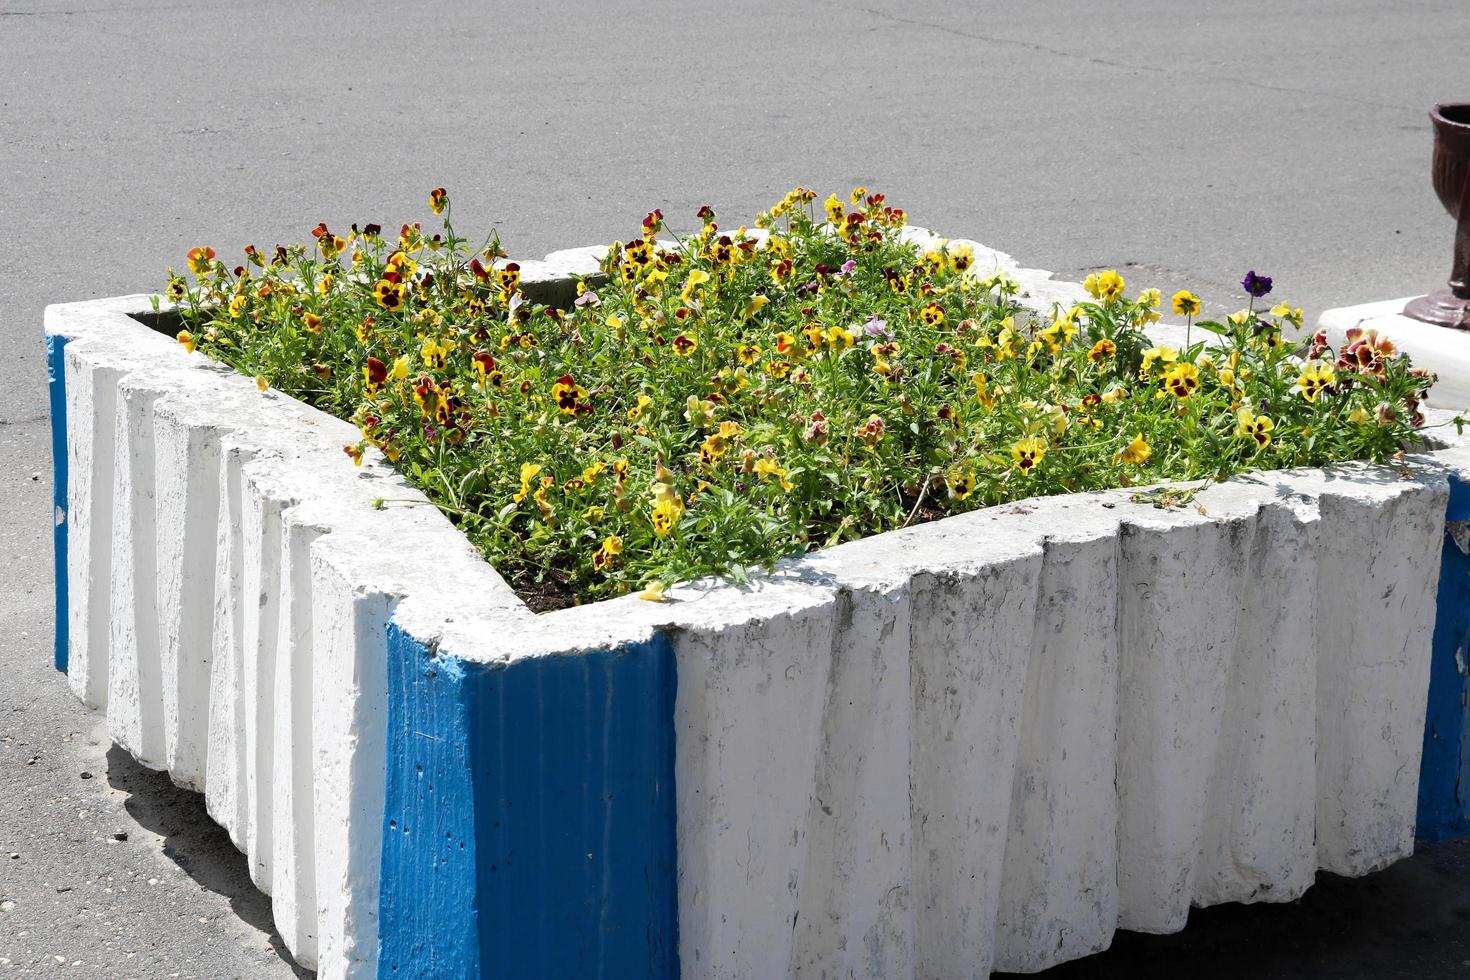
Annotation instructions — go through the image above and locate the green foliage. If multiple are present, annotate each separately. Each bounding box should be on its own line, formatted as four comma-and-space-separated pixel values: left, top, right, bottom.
169, 187, 1436, 608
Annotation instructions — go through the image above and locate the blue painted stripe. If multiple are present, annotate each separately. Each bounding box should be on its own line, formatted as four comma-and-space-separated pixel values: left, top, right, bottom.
1448, 475, 1470, 522
378, 622, 483, 976
378, 624, 679, 979
46, 334, 69, 674
1419, 476, 1470, 841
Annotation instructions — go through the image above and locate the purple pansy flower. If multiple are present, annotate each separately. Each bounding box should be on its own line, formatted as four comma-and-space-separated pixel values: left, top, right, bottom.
1241, 271, 1273, 298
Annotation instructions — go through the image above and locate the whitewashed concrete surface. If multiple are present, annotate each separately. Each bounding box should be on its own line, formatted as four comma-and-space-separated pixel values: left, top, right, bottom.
515, 456, 1455, 977
1318, 298, 1470, 411
49, 295, 532, 978
45, 237, 1470, 978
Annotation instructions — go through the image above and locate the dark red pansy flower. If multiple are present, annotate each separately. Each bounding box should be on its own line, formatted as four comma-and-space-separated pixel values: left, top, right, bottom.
364, 357, 388, 387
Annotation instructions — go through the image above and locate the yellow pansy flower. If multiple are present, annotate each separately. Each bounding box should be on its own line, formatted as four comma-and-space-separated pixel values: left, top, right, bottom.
681, 269, 710, 304
1083, 269, 1125, 302
1236, 409, 1274, 448
753, 458, 794, 492
949, 244, 975, 274
1171, 290, 1201, 317
1011, 436, 1047, 475
1139, 345, 1178, 377
592, 534, 622, 571
824, 194, 845, 225
1298, 361, 1335, 402
1162, 362, 1199, 399
513, 462, 542, 504
826, 326, 855, 351
947, 470, 976, 500
742, 295, 769, 319
651, 497, 683, 536
1117, 434, 1151, 465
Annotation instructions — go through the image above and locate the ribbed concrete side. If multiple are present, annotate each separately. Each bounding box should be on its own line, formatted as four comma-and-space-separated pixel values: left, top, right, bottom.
107, 377, 167, 769
696, 477, 1443, 976
63, 351, 117, 708
994, 529, 1119, 968
270, 508, 322, 958
1313, 485, 1443, 875
515, 463, 1457, 978
42, 254, 1470, 978
204, 434, 256, 854
1192, 501, 1317, 907
375, 627, 681, 980
912, 557, 1045, 979
153, 396, 227, 790
46, 296, 532, 978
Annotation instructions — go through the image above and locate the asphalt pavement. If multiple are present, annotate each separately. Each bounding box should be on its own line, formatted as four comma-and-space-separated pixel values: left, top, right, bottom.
4, 1, 1470, 975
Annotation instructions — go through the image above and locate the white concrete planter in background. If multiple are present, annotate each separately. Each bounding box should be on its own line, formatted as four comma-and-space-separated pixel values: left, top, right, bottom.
44, 240, 1470, 979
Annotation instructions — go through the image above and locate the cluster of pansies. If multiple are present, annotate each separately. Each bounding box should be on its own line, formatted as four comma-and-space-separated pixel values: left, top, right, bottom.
164, 188, 1437, 609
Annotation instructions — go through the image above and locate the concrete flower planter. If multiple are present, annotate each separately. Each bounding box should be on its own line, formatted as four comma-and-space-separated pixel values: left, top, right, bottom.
44, 239, 1470, 979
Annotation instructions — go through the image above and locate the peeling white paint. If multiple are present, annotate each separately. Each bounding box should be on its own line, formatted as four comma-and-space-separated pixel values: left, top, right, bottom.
1450, 520, 1470, 556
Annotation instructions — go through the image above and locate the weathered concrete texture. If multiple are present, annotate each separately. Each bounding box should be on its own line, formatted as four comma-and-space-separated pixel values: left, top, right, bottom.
45, 273, 1470, 978
48, 296, 529, 978
522, 460, 1461, 977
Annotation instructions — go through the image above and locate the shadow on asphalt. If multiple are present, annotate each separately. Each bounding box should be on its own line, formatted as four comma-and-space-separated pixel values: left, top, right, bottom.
104, 746, 312, 978
102, 738, 1470, 978
994, 837, 1470, 979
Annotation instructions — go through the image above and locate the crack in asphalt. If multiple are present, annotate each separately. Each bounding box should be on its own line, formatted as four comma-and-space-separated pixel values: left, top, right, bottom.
1, 3, 205, 16
858, 6, 1169, 75
855, 6, 1419, 115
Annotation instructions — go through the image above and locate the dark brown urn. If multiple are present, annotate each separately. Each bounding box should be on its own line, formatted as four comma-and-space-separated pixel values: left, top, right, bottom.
1405, 102, 1470, 329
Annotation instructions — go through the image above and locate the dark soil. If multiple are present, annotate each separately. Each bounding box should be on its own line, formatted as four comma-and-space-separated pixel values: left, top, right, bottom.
506, 564, 579, 614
